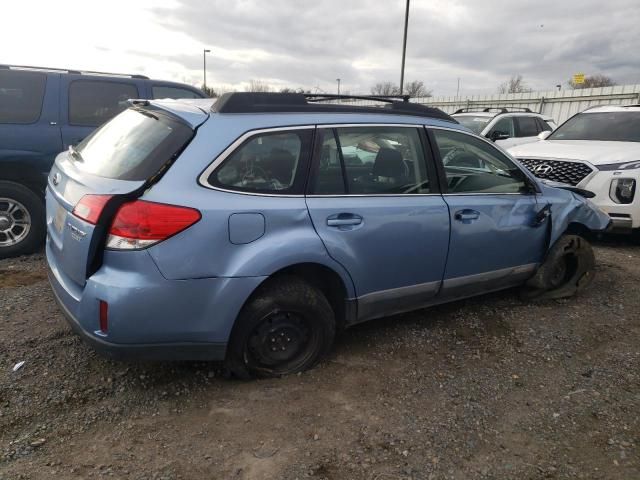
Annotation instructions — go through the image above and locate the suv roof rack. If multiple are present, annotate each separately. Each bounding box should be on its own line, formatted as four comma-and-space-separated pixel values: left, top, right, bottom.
0, 64, 149, 79
453, 107, 533, 115
211, 92, 454, 122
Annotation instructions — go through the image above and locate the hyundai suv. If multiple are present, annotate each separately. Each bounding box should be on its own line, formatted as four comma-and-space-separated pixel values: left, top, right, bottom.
509, 105, 640, 234
0, 64, 206, 259
45, 93, 610, 378
453, 108, 556, 149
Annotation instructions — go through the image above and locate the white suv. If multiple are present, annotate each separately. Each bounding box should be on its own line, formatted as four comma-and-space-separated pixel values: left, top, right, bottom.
509, 105, 640, 233
453, 108, 557, 149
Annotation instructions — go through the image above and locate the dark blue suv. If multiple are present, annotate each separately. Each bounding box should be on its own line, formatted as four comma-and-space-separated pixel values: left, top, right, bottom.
0, 64, 206, 258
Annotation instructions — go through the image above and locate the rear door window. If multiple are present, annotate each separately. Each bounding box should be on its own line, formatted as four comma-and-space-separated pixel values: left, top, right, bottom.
516, 116, 540, 137
69, 80, 139, 127
311, 126, 431, 195
152, 86, 203, 99
0, 70, 46, 124
73, 108, 193, 180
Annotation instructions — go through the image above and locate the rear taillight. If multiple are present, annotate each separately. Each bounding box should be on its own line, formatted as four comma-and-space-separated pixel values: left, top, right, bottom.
72, 195, 113, 225
106, 200, 201, 250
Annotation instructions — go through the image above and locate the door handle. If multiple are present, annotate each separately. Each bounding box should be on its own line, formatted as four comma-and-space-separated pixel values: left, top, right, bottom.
327, 213, 363, 227
454, 209, 480, 221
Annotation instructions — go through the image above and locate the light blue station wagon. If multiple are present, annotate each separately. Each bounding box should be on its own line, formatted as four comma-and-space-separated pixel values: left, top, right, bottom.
46, 93, 610, 378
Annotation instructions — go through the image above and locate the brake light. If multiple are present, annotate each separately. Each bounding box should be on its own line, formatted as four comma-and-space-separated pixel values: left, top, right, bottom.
106, 200, 201, 250
72, 195, 113, 225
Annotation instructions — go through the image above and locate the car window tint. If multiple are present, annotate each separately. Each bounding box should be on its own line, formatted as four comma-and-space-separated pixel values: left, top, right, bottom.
325, 127, 429, 195
311, 130, 346, 194
489, 117, 515, 137
433, 129, 527, 194
152, 86, 202, 99
210, 130, 312, 194
517, 116, 539, 137
0, 70, 46, 124
69, 80, 139, 127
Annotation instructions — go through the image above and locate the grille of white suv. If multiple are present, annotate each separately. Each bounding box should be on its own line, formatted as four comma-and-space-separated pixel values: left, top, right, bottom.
517, 158, 593, 186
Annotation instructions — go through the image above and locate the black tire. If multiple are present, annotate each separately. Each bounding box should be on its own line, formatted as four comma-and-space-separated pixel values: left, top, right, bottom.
522, 234, 595, 301
225, 276, 336, 379
0, 181, 45, 259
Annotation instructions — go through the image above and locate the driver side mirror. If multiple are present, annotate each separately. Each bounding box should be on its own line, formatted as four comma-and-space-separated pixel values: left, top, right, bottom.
538, 130, 552, 140
488, 130, 510, 142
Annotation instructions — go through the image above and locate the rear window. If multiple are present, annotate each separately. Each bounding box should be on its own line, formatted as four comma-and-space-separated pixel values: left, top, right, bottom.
69, 80, 139, 127
74, 108, 193, 181
0, 70, 46, 124
152, 86, 203, 99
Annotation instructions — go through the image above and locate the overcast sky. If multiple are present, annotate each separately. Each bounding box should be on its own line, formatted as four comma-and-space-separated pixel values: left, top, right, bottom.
2, 0, 639, 96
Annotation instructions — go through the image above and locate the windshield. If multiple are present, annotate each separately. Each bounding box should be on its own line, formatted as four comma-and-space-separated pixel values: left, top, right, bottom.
549, 111, 640, 142
454, 116, 492, 134
75, 108, 193, 180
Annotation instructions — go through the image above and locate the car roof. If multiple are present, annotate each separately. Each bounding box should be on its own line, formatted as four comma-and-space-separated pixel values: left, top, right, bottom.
581, 104, 640, 114
144, 95, 466, 131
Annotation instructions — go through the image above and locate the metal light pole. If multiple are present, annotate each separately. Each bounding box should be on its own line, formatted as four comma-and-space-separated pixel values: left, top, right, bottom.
336, 78, 341, 95
399, 0, 410, 95
203, 49, 211, 91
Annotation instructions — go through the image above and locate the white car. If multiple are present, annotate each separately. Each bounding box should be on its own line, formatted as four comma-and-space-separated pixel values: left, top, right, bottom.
509, 104, 640, 233
453, 108, 557, 149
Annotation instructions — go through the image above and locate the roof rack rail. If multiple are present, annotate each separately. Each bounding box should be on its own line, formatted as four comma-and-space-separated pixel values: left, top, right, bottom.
0, 64, 149, 79
453, 106, 532, 114
304, 93, 411, 103
211, 92, 455, 122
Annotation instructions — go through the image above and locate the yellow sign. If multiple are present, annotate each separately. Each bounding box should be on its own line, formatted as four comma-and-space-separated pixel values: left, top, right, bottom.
573, 73, 585, 84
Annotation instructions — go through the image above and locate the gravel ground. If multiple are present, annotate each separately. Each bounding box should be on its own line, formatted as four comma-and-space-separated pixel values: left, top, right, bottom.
0, 239, 639, 480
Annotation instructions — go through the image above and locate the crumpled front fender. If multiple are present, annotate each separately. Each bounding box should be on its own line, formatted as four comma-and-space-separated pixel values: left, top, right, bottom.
539, 183, 612, 248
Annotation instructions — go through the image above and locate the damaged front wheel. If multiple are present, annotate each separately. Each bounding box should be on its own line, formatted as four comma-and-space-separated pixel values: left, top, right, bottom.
522, 234, 596, 300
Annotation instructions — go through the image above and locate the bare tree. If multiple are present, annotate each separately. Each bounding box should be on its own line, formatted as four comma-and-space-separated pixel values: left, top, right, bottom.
498, 74, 531, 94
371, 82, 400, 96
568, 74, 616, 89
245, 79, 271, 93
404, 80, 432, 98
202, 86, 218, 98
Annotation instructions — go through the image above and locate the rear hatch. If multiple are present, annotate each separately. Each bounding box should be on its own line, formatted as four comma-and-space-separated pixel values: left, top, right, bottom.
46, 103, 204, 291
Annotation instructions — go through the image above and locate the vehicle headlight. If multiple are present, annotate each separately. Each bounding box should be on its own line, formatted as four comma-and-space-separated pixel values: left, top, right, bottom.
609, 178, 636, 204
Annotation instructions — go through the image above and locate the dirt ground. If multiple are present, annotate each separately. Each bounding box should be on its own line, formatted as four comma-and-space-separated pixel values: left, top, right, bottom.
0, 239, 638, 480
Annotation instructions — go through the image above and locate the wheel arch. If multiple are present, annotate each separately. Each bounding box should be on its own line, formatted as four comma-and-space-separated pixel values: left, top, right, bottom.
245, 262, 356, 330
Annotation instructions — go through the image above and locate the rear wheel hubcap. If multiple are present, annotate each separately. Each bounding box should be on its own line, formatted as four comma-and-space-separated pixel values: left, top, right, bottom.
0, 198, 31, 247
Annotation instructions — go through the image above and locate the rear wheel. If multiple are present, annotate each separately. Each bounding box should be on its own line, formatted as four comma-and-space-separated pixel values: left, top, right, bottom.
225, 276, 336, 379
0, 181, 45, 259
522, 234, 595, 300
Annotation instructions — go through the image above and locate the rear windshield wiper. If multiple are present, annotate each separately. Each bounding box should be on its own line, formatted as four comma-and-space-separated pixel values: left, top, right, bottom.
68, 144, 83, 162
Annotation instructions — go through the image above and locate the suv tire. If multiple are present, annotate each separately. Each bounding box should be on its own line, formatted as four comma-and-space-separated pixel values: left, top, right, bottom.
522, 234, 595, 300
225, 276, 336, 379
0, 181, 45, 259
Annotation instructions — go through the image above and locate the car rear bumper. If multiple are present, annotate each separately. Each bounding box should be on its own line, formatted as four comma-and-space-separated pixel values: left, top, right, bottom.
49, 274, 227, 361
46, 243, 266, 361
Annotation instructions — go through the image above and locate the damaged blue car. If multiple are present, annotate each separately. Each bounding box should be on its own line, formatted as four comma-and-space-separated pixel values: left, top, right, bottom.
45, 93, 611, 378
